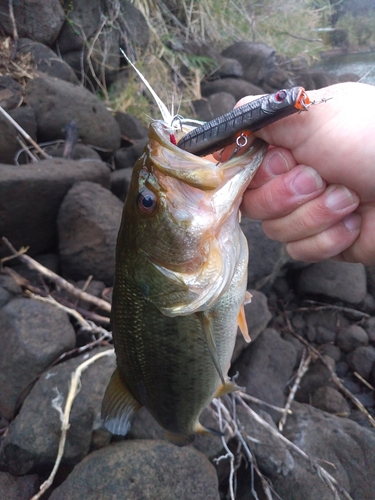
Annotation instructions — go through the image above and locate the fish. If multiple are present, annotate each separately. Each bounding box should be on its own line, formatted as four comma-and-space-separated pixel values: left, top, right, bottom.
101, 56, 268, 445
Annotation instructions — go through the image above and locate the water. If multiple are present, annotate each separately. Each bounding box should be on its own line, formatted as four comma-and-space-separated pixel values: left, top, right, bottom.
314, 51, 375, 86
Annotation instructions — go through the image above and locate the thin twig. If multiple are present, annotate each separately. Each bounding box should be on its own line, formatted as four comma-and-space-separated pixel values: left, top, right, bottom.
8, 0, 18, 41
1, 238, 111, 313
353, 372, 374, 391
0, 106, 50, 159
30, 349, 115, 500
293, 301, 370, 319
279, 350, 311, 432
238, 392, 292, 415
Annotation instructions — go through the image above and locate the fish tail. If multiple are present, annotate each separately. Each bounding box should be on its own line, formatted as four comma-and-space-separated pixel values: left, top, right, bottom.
101, 368, 141, 435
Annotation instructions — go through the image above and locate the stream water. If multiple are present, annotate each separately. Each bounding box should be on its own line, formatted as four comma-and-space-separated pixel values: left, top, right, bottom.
314, 51, 375, 86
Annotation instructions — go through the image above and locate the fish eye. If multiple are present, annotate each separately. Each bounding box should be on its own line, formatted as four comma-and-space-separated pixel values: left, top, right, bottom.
275, 90, 287, 102
137, 188, 157, 214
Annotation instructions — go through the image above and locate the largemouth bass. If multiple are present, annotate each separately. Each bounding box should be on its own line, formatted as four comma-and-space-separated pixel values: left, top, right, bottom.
101, 115, 267, 444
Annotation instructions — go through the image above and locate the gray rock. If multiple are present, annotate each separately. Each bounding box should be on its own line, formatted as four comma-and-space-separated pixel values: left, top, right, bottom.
296, 356, 335, 404
0, 273, 22, 308
0, 158, 110, 257
221, 42, 276, 86
311, 386, 350, 416
49, 440, 219, 500
0, 349, 115, 475
319, 344, 341, 362
0, 472, 40, 500
0, 0, 64, 46
17, 39, 78, 83
113, 139, 148, 170
47, 144, 102, 161
315, 326, 336, 345
25, 77, 121, 152
192, 92, 237, 121
114, 112, 148, 141
0, 113, 21, 164
347, 346, 375, 380
297, 261, 367, 304
272, 402, 375, 500
241, 218, 284, 287
201, 78, 263, 102
0, 76, 23, 110
363, 316, 375, 343
232, 328, 297, 419
337, 325, 369, 353
304, 309, 349, 338
0, 298, 76, 420
110, 168, 133, 202
58, 181, 123, 285
232, 289, 271, 361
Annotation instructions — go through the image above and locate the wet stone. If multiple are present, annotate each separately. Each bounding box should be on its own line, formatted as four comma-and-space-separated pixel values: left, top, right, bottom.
347, 345, 375, 380
336, 325, 369, 353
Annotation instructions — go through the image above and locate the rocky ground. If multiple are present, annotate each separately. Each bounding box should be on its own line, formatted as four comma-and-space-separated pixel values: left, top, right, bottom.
0, 1, 374, 499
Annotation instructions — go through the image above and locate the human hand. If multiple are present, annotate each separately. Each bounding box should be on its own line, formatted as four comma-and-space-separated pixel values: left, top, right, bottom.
239, 82, 375, 265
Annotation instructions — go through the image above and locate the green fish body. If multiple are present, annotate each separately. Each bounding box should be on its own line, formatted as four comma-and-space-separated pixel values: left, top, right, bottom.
102, 120, 267, 444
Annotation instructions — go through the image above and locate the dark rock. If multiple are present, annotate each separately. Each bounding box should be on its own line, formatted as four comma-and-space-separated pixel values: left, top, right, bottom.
232, 328, 297, 419
232, 289, 271, 361
49, 440, 219, 500
201, 78, 263, 102
0, 274, 22, 308
236, 406, 294, 476
17, 39, 78, 84
25, 77, 121, 152
0, 472, 40, 500
241, 218, 284, 287
7, 252, 61, 285
0, 76, 23, 110
47, 144, 102, 161
296, 356, 335, 404
58, 181, 123, 285
114, 139, 148, 170
315, 326, 336, 344
347, 346, 375, 380
297, 261, 367, 304
272, 402, 375, 500
319, 344, 341, 362
0, 1, 65, 46
192, 92, 237, 121
114, 112, 148, 142
0, 349, 115, 476
0, 298, 76, 420
309, 70, 340, 89
117, 0, 150, 51
0, 158, 110, 257
0, 114, 21, 164
363, 316, 375, 343
110, 168, 133, 202
311, 386, 350, 415
304, 309, 349, 338
221, 42, 276, 86
9, 105, 37, 140
336, 325, 369, 353
336, 361, 349, 378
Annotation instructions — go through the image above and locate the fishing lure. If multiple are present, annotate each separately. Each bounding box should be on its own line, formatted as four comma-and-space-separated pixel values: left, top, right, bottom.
177, 87, 311, 157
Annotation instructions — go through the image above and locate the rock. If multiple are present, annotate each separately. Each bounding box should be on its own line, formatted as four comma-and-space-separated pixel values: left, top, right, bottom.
363, 316, 375, 343
347, 346, 375, 380
201, 78, 263, 102
0, 349, 115, 476
0, 1, 65, 46
25, 76, 121, 152
232, 328, 297, 419
114, 139, 148, 170
304, 309, 349, 341
49, 440, 219, 500
17, 39, 78, 83
311, 386, 350, 416
241, 218, 284, 287
221, 42, 276, 86
58, 181, 123, 285
297, 261, 367, 304
0, 158, 110, 257
192, 92, 237, 121
0, 274, 22, 308
232, 289, 271, 361
0, 113, 21, 164
110, 168, 133, 202
117, 1, 150, 51
0, 297, 76, 420
315, 326, 336, 345
272, 402, 375, 500
319, 344, 341, 362
0, 472, 40, 500
0, 76, 23, 110
114, 112, 148, 142
47, 144, 102, 161
336, 325, 369, 353
296, 356, 335, 404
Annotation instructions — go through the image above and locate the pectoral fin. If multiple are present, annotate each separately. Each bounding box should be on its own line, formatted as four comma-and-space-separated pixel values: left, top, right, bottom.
238, 291, 252, 342
101, 368, 141, 435
214, 379, 241, 398
197, 311, 225, 385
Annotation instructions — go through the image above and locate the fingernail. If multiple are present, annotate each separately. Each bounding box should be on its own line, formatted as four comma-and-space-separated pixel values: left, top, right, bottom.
291, 166, 324, 195
326, 186, 357, 210
343, 213, 361, 232
266, 151, 290, 175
